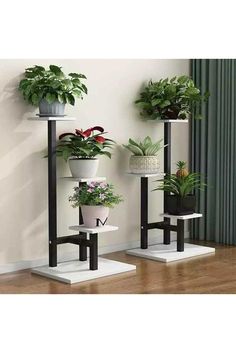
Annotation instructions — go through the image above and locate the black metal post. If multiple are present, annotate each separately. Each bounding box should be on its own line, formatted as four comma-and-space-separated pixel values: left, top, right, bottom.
89, 234, 98, 270
141, 177, 148, 249
79, 206, 87, 261
164, 122, 171, 245
48, 121, 57, 267
177, 219, 185, 252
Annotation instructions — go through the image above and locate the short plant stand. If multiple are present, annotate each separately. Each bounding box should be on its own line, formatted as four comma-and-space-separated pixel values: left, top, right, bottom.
29, 116, 136, 283
126, 119, 215, 262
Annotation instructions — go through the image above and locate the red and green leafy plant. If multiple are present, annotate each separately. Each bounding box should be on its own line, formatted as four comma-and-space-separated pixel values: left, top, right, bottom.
56, 126, 115, 161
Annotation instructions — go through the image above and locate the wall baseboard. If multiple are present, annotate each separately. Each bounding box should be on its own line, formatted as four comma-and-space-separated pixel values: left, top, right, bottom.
0, 232, 189, 275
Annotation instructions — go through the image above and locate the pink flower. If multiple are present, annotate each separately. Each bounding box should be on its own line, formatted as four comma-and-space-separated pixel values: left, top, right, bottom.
87, 188, 93, 193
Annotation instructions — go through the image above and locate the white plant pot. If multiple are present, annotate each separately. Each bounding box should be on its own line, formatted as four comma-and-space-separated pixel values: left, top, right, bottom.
129, 155, 160, 174
68, 158, 99, 178
81, 205, 110, 228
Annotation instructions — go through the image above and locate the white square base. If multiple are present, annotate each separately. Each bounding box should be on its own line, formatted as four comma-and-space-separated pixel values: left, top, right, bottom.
32, 258, 136, 284
126, 242, 215, 263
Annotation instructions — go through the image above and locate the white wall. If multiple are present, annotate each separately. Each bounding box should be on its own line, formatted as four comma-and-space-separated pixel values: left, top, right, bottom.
0, 59, 189, 271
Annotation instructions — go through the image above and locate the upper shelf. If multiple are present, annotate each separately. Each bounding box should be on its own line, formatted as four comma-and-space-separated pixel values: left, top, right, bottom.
61, 176, 106, 183
126, 172, 165, 178
28, 117, 76, 121
160, 213, 202, 220
156, 119, 188, 123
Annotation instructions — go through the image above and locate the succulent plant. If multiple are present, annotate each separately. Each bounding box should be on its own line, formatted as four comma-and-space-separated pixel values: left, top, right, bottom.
123, 136, 164, 156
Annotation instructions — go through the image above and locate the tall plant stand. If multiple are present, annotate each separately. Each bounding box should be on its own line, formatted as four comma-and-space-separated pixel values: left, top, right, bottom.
126, 119, 215, 262
29, 116, 135, 284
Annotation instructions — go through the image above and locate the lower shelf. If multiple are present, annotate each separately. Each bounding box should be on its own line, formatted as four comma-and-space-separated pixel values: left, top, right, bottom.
32, 258, 136, 284
126, 242, 215, 263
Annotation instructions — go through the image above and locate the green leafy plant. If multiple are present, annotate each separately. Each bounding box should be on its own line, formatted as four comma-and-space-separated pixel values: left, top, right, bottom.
135, 75, 209, 120
123, 136, 164, 156
69, 182, 123, 208
18, 65, 87, 106
56, 126, 115, 161
154, 173, 206, 197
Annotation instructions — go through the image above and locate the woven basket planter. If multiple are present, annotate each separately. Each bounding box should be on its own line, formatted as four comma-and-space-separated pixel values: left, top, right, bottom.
129, 156, 160, 174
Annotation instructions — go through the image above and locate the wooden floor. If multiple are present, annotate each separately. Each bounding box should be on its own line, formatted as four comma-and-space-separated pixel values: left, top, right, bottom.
1, 241, 236, 294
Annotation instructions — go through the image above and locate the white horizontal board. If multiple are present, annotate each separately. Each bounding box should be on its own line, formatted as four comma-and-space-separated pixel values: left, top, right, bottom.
156, 119, 189, 123
61, 176, 106, 183
69, 224, 118, 234
127, 242, 215, 263
28, 117, 76, 121
160, 213, 202, 220
126, 172, 165, 178
32, 258, 136, 284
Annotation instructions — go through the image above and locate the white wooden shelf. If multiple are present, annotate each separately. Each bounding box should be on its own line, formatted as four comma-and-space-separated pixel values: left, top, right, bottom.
69, 225, 118, 234
126, 172, 165, 178
156, 119, 188, 123
61, 176, 106, 183
28, 116, 76, 121
160, 213, 202, 220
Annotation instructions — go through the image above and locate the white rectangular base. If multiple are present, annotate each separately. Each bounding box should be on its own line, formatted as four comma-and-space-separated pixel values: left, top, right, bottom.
126, 242, 215, 263
32, 258, 136, 284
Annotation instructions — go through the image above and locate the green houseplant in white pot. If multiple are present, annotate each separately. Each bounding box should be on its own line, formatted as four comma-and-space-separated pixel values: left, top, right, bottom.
69, 182, 123, 227
18, 65, 87, 116
56, 126, 115, 178
123, 136, 165, 174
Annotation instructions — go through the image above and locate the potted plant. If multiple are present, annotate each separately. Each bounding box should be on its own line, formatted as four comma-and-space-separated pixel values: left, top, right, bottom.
18, 65, 87, 116
123, 136, 165, 174
69, 182, 123, 227
56, 126, 115, 178
154, 161, 206, 215
135, 75, 209, 120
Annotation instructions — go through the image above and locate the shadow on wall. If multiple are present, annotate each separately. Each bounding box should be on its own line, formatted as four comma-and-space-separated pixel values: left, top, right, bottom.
0, 75, 48, 262
0, 74, 35, 157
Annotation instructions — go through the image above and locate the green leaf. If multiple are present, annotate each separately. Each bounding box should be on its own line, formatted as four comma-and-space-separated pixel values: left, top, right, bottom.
45, 92, 56, 104
123, 144, 144, 156
57, 93, 65, 104
151, 98, 162, 106
49, 65, 63, 77
159, 100, 171, 108
81, 84, 88, 94
31, 93, 39, 105
69, 73, 87, 79
66, 94, 75, 105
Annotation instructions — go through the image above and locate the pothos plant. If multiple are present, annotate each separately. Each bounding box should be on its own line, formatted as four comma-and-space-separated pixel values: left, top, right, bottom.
135, 75, 209, 120
56, 126, 115, 161
18, 65, 87, 106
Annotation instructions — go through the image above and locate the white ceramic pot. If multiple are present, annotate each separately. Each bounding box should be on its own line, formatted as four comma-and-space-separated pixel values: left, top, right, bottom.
129, 155, 160, 174
68, 158, 99, 178
81, 205, 109, 227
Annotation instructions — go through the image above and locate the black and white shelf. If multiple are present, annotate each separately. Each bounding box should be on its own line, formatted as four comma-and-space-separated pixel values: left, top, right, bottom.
29, 116, 135, 284
126, 119, 215, 262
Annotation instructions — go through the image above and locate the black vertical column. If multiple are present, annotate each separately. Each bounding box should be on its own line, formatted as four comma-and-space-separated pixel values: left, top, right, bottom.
89, 234, 98, 270
79, 203, 87, 261
141, 177, 148, 249
177, 219, 185, 251
164, 122, 171, 244
48, 121, 57, 267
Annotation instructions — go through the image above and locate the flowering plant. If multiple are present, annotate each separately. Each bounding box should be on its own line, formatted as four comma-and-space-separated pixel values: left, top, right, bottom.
56, 126, 115, 161
69, 182, 123, 208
